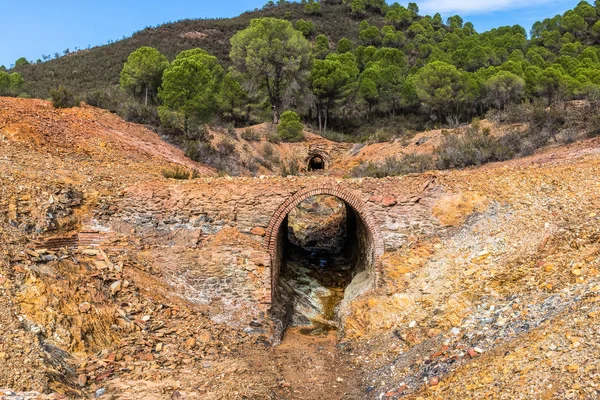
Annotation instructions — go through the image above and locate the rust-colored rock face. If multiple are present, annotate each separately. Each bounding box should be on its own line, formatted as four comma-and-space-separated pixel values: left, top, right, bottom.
287, 194, 347, 248
97, 175, 441, 334
2, 98, 600, 399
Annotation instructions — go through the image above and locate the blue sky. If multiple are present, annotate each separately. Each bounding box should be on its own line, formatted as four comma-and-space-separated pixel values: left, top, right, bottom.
0, 0, 582, 67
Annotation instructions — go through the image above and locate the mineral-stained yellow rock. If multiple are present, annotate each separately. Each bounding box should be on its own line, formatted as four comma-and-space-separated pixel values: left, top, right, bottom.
2, 97, 600, 399
432, 191, 489, 226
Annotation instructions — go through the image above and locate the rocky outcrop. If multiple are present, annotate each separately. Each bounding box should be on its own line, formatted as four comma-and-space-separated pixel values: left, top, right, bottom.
287, 195, 347, 249
3, 97, 600, 399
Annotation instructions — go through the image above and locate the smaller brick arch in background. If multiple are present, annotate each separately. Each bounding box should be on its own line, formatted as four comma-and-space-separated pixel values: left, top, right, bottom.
264, 184, 385, 283
306, 153, 326, 171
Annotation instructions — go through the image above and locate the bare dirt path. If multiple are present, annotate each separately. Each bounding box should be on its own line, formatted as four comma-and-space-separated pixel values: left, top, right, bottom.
243, 328, 364, 400
275, 328, 363, 399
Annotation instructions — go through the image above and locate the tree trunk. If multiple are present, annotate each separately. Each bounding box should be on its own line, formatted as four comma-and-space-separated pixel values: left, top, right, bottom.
324, 105, 328, 132
145, 85, 148, 107
273, 69, 282, 124
264, 74, 279, 124
318, 103, 322, 132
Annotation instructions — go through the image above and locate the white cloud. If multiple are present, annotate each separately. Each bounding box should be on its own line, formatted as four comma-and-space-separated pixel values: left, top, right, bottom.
418, 0, 560, 15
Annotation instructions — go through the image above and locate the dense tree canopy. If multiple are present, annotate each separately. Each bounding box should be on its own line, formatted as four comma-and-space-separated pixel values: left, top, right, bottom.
415, 61, 466, 119
158, 49, 223, 133
218, 71, 249, 123
277, 110, 304, 141
14, 57, 30, 68
304, 0, 321, 15
15, 0, 600, 139
0, 71, 24, 97
134, 1, 600, 133
314, 34, 331, 59
311, 52, 359, 130
120, 46, 169, 105
484, 71, 525, 109
230, 17, 312, 123
221, 1, 600, 129
336, 37, 355, 54
295, 19, 316, 37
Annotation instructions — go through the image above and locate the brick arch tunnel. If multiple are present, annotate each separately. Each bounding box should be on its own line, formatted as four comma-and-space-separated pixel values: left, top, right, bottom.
264, 185, 384, 339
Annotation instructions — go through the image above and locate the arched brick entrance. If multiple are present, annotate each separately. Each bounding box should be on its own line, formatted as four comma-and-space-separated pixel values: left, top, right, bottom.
307, 154, 326, 171
265, 186, 384, 336
265, 185, 384, 260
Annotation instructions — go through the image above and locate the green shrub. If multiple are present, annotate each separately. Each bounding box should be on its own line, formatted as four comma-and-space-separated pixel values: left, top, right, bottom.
123, 102, 160, 126
83, 86, 129, 113
262, 142, 275, 157
217, 139, 236, 155
158, 107, 212, 140
158, 107, 183, 133
85, 90, 111, 109
277, 111, 304, 142
280, 158, 299, 176
486, 102, 529, 124
319, 129, 361, 143
161, 166, 199, 179
295, 19, 316, 37
184, 139, 241, 176
367, 129, 394, 143
50, 85, 79, 108
241, 127, 261, 141
435, 128, 532, 169
226, 124, 237, 137
352, 153, 434, 178
267, 132, 281, 143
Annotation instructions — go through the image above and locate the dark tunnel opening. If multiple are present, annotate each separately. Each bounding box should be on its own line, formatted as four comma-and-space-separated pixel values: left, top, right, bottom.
271, 195, 375, 339
308, 155, 325, 171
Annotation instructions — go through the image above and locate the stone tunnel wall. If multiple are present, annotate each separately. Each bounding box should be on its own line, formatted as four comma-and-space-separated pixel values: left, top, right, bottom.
95, 174, 445, 327
263, 184, 385, 306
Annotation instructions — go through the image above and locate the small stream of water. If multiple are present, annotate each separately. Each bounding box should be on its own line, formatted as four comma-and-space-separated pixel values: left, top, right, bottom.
283, 246, 354, 335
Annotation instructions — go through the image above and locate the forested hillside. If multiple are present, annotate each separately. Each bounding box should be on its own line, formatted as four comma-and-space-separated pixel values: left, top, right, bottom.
12, 2, 380, 99
8, 0, 600, 140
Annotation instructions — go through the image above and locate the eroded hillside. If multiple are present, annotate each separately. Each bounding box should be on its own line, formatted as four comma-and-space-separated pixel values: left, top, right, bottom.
1, 98, 599, 399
